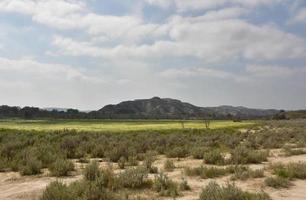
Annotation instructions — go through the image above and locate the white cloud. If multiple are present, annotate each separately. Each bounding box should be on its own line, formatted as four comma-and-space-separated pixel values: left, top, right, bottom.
0, 0, 163, 43
161, 67, 236, 79
292, 7, 306, 23
145, 0, 286, 11
246, 64, 306, 78
52, 17, 306, 62
0, 57, 102, 83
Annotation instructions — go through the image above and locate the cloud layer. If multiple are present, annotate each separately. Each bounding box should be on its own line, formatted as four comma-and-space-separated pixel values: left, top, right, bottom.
0, 0, 305, 110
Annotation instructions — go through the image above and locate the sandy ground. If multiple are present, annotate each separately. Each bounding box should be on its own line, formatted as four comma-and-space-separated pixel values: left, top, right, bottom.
1, 152, 306, 200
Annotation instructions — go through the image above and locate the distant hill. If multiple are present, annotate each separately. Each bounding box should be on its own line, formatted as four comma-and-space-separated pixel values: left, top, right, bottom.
0, 97, 282, 119
93, 97, 280, 119
285, 110, 306, 119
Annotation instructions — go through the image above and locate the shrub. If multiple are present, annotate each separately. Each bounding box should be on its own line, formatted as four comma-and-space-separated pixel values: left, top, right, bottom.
191, 147, 206, 159
231, 166, 264, 181
84, 161, 101, 181
153, 173, 179, 197
118, 157, 126, 169
231, 146, 268, 164
127, 156, 138, 166
203, 149, 225, 165
166, 147, 188, 158
185, 166, 230, 179
282, 146, 306, 156
264, 177, 291, 188
199, 181, 271, 200
49, 159, 74, 177
20, 157, 42, 176
179, 178, 191, 191
41, 181, 74, 200
271, 162, 306, 180
118, 167, 149, 189
143, 153, 158, 173
164, 159, 175, 172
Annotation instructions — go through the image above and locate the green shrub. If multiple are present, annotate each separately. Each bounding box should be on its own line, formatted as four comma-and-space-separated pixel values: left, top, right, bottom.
185, 166, 230, 179
179, 178, 191, 191
49, 159, 74, 177
127, 156, 138, 166
166, 147, 188, 158
164, 159, 175, 172
231, 166, 264, 181
20, 157, 42, 176
84, 161, 101, 181
41, 181, 75, 200
153, 173, 179, 197
143, 153, 158, 174
231, 146, 268, 164
271, 162, 306, 180
264, 177, 291, 188
199, 181, 271, 200
118, 167, 149, 189
191, 147, 206, 159
203, 149, 225, 165
282, 146, 306, 156
118, 157, 126, 169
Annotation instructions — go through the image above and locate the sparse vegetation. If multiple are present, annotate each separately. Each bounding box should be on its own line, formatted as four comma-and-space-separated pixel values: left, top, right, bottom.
264, 176, 292, 188
199, 181, 271, 200
164, 159, 175, 172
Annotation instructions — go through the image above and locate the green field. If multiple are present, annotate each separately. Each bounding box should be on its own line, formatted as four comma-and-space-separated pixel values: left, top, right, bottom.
0, 119, 255, 132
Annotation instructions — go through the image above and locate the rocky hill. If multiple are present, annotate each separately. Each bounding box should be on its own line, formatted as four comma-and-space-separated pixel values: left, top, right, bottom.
95, 97, 279, 119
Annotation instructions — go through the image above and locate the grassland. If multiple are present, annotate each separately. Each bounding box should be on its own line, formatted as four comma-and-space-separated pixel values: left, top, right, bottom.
0, 119, 255, 132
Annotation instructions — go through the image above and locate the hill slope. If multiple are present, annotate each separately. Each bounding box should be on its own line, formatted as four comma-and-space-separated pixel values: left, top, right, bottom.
95, 97, 279, 119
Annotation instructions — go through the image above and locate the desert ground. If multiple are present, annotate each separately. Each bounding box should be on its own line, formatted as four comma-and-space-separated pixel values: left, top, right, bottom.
1, 120, 306, 200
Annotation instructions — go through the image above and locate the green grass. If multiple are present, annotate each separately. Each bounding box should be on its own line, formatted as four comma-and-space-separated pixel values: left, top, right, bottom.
0, 119, 255, 132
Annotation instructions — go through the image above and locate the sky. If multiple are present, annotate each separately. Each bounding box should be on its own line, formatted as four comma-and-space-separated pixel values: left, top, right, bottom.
0, 0, 306, 110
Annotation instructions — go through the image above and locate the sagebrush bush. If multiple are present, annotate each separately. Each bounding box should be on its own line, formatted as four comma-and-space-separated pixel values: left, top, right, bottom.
164, 159, 175, 172
199, 181, 271, 200
166, 147, 188, 158
153, 173, 179, 197
230, 146, 268, 164
49, 159, 74, 177
231, 166, 264, 181
20, 157, 42, 176
41, 181, 74, 200
118, 167, 149, 189
271, 162, 306, 180
203, 149, 225, 165
118, 157, 126, 169
84, 161, 101, 181
264, 177, 291, 188
185, 166, 230, 179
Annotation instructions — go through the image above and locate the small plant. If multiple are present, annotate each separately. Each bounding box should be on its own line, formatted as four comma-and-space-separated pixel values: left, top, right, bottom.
118, 167, 149, 189
264, 177, 292, 188
185, 166, 230, 179
230, 146, 268, 164
153, 173, 179, 197
231, 166, 264, 181
199, 181, 271, 200
143, 153, 158, 173
166, 147, 188, 158
20, 157, 42, 176
282, 146, 306, 156
191, 147, 206, 159
271, 162, 306, 180
203, 149, 225, 165
41, 181, 74, 200
164, 159, 175, 172
179, 178, 191, 191
118, 156, 126, 169
84, 161, 101, 181
49, 159, 74, 177
127, 156, 138, 166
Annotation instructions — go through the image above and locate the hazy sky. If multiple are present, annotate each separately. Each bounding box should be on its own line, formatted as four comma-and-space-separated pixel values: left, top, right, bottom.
0, 0, 306, 110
